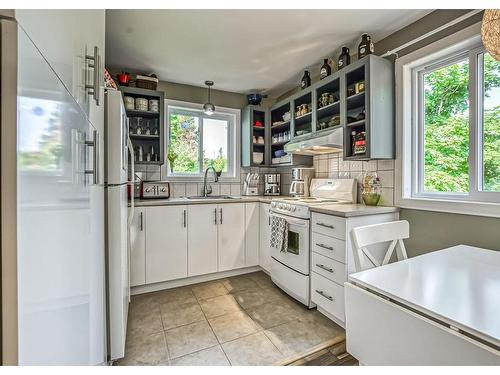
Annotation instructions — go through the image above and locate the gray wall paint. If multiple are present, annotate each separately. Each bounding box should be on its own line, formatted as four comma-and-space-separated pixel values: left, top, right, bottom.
400, 209, 500, 257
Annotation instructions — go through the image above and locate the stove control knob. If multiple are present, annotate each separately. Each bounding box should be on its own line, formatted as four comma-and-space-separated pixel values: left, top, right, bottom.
271, 202, 276, 208
278, 203, 284, 209
290, 206, 296, 212
287, 204, 292, 211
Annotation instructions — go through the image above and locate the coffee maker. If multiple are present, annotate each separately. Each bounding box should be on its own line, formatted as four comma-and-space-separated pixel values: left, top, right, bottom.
290, 167, 315, 197
264, 174, 281, 196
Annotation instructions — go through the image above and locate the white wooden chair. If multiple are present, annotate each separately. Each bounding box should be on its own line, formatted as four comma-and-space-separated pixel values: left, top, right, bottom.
350, 220, 410, 272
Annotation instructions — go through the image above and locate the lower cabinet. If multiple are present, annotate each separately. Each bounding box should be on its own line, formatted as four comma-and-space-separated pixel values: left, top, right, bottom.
187, 204, 218, 276
259, 203, 272, 272
130, 202, 265, 288
129, 207, 146, 287
218, 203, 246, 271
145, 205, 188, 284
245, 203, 260, 267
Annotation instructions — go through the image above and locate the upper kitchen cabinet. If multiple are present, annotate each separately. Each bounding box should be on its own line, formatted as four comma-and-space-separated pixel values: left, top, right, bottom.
15, 10, 105, 125
241, 105, 268, 167
119, 86, 165, 166
342, 55, 394, 160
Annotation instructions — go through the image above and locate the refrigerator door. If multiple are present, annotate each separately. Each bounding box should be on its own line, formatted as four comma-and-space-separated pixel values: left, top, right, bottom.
107, 184, 130, 360
105, 89, 128, 186
16, 25, 106, 365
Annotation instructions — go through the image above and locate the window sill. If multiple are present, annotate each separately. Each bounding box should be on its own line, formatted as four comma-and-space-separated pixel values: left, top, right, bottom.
396, 196, 500, 219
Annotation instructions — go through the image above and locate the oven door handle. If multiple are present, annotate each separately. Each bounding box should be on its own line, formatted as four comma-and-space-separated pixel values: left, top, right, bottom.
269, 212, 308, 227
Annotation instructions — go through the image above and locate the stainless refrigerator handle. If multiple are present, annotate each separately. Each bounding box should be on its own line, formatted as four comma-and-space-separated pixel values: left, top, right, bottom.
84, 130, 98, 185
219, 208, 223, 225
85, 46, 99, 104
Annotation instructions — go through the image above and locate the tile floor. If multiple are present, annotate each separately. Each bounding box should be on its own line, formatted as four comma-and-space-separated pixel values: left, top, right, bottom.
116, 271, 345, 366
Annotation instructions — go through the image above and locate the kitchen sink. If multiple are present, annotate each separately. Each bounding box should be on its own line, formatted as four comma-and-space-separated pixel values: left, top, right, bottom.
186, 195, 240, 200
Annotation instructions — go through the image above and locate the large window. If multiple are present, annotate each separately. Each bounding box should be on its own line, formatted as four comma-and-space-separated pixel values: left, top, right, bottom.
166, 101, 239, 180
397, 27, 500, 215
413, 44, 500, 202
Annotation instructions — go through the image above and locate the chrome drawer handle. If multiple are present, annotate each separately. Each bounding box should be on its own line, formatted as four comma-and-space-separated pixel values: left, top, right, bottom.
316, 264, 334, 273
316, 243, 334, 251
317, 222, 335, 229
315, 289, 334, 301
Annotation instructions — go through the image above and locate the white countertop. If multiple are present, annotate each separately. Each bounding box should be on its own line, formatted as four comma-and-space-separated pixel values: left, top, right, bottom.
309, 203, 399, 217
349, 245, 500, 347
132, 196, 274, 207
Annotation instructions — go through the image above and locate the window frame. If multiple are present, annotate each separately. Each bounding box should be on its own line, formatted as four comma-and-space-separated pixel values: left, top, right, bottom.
165, 99, 241, 182
396, 22, 500, 218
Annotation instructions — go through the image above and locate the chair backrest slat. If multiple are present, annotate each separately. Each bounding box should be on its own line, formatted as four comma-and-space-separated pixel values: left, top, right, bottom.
351, 220, 410, 272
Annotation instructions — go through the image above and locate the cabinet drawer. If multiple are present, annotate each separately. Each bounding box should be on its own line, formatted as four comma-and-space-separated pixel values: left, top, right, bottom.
312, 213, 346, 240
311, 232, 346, 263
312, 252, 346, 285
311, 272, 345, 323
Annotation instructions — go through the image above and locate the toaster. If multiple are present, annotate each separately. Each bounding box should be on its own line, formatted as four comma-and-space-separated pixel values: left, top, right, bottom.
140, 181, 170, 199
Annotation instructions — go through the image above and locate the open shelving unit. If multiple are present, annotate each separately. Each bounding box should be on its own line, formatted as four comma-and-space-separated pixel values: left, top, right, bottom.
119, 86, 165, 165
242, 105, 268, 167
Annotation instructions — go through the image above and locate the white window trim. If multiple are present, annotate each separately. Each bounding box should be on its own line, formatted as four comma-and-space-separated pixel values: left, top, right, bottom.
164, 99, 241, 183
395, 21, 500, 218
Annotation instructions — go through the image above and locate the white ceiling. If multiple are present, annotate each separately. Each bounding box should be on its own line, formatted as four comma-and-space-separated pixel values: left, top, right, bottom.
105, 9, 432, 97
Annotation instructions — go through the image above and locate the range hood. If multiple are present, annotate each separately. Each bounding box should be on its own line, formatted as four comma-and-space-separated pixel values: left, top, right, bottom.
284, 127, 343, 155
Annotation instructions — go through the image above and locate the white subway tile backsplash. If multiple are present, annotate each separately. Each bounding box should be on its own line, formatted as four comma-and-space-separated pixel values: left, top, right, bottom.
349, 161, 363, 172
172, 183, 186, 198
380, 188, 394, 206
328, 157, 339, 171
185, 184, 198, 197
339, 159, 350, 171
364, 160, 378, 172
230, 183, 241, 196
377, 170, 394, 188
377, 160, 394, 171
220, 184, 231, 195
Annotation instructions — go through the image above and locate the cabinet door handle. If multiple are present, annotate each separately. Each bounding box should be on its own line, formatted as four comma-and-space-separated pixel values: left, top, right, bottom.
140, 212, 143, 231
85, 46, 100, 105
315, 289, 334, 301
84, 130, 99, 185
214, 208, 217, 225
219, 208, 223, 224
316, 243, 334, 251
316, 222, 334, 229
268, 215, 271, 226
183, 209, 187, 228
316, 264, 334, 273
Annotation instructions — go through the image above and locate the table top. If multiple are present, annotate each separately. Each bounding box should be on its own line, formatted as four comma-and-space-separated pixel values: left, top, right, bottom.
348, 245, 500, 347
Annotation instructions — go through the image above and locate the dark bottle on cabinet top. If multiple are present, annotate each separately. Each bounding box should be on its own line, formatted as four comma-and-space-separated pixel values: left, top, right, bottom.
300, 70, 311, 89
338, 46, 350, 70
320, 59, 331, 80
358, 33, 374, 59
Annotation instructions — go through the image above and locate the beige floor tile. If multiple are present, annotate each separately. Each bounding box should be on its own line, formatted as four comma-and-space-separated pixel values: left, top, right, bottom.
117, 331, 168, 366
222, 274, 259, 292
155, 286, 198, 306
298, 311, 346, 342
222, 331, 284, 366
208, 310, 260, 343
199, 294, 242, 319
171, 345, 230, 366
264, 320, 326, 357
165, 320, 219, 359
191, 281, 228, 300
248, 271, 275, 289
127, 303, 164, 342
246, 301, 304, 329
160, 300, 206, 331
233, 285, 290, 310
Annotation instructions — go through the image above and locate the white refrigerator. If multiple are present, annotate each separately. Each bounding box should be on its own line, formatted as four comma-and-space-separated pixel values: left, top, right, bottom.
104, 89, 134, 361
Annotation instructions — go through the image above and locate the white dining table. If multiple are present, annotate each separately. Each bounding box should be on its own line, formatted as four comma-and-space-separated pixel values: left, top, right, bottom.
344, 245, 500, 365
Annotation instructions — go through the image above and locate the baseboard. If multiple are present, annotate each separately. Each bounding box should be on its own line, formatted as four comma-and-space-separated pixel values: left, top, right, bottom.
131, 266, 262, 295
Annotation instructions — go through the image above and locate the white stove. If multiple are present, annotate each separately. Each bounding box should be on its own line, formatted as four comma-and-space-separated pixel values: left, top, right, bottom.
269, 178, 356, 308
270, 179, 357, 219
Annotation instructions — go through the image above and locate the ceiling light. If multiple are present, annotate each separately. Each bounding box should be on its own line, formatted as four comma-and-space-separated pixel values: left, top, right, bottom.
203, 80, 215, 115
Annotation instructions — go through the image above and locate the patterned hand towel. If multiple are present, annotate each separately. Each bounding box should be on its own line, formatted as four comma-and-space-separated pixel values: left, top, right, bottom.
270, 216, 288, 253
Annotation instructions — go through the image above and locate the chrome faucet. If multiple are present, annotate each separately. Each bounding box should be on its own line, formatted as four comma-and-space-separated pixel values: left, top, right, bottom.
203, 167, 219, 197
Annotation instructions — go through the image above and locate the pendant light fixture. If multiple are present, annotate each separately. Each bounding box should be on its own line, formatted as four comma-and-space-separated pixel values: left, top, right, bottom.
203, 80, 215, 115
481, 10, 500, 61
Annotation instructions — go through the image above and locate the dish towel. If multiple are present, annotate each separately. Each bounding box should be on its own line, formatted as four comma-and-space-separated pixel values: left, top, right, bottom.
270, 216, 288, 253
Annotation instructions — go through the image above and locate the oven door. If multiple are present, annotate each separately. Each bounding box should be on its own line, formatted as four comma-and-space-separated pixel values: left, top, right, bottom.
269, 211, 310, 275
